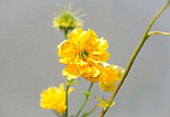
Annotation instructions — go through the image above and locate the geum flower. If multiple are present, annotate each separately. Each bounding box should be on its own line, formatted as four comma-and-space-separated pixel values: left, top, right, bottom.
40, 83, 73, 114
98, 64, 124, 92
58, 28, 110, 82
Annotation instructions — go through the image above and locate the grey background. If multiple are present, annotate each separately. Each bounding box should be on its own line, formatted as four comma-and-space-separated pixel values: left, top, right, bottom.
0, 0, 170, 117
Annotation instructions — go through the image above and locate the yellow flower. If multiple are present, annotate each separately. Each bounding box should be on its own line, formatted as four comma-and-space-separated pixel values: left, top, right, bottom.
58, 28, 110, 81
40, 83, 73, 114
52, 4, 83, 30
98, 65, 124, 92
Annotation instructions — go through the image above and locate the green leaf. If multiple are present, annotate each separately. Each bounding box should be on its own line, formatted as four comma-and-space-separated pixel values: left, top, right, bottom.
79, 90, 91, 97
67, 79, 81, 85
95, 97, 116, 108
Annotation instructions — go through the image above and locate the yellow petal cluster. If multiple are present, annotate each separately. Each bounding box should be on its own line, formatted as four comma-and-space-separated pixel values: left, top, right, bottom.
40, 83, 73, 114
98, 65, 124, 92
58, 28, 110, 81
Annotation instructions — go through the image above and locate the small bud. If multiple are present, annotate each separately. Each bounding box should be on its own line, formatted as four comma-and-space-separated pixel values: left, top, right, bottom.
52, 3, 84, 31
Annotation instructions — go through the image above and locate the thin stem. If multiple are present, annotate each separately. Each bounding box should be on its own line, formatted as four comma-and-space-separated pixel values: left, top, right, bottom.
148, 31, 170, 37
64, 28, 69, 40
63, 28, 69, 117
98, 1, 170, 117
75, 83, 94, 117
142, 0, 170, 38
64, 81, 70, 117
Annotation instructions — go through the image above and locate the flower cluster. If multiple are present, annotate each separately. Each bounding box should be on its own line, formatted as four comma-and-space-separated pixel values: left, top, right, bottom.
40, 3, 124, 116
58, 28, 124, 92
40, 2, 170, 116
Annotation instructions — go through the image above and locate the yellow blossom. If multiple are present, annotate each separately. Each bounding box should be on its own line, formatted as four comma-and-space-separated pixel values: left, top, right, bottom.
58, 28, 110, 81
52, 4, 83, 30
40, 83, 73, 114
98, 65, 124, 92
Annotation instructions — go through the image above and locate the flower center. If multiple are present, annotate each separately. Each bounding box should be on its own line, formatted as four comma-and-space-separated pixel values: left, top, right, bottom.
80, 50, 89, 58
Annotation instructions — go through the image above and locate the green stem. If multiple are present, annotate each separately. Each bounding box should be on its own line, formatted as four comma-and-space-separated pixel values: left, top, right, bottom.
64, 81, 70, 117
64, 28, 69, 40
98, 1, 170, 117
75, 83, 94, 117
63, 28, 70, 117
148, 31, 170, 37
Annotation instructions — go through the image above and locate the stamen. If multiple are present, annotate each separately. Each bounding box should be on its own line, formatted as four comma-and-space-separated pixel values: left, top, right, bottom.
80, 50, 88, 58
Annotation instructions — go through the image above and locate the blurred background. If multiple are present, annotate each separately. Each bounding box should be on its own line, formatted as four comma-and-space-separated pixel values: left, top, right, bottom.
0, 0, 170, 117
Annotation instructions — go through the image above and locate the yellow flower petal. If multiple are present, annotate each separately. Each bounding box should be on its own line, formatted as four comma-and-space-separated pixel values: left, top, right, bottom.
93, 37, 108, 55
113, 65, 125, 81
59, 83, 65, 92
98, 65, 124, 92
68, 87, 74, 94
62, 64, 80, 80
91, 52, 110, 62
